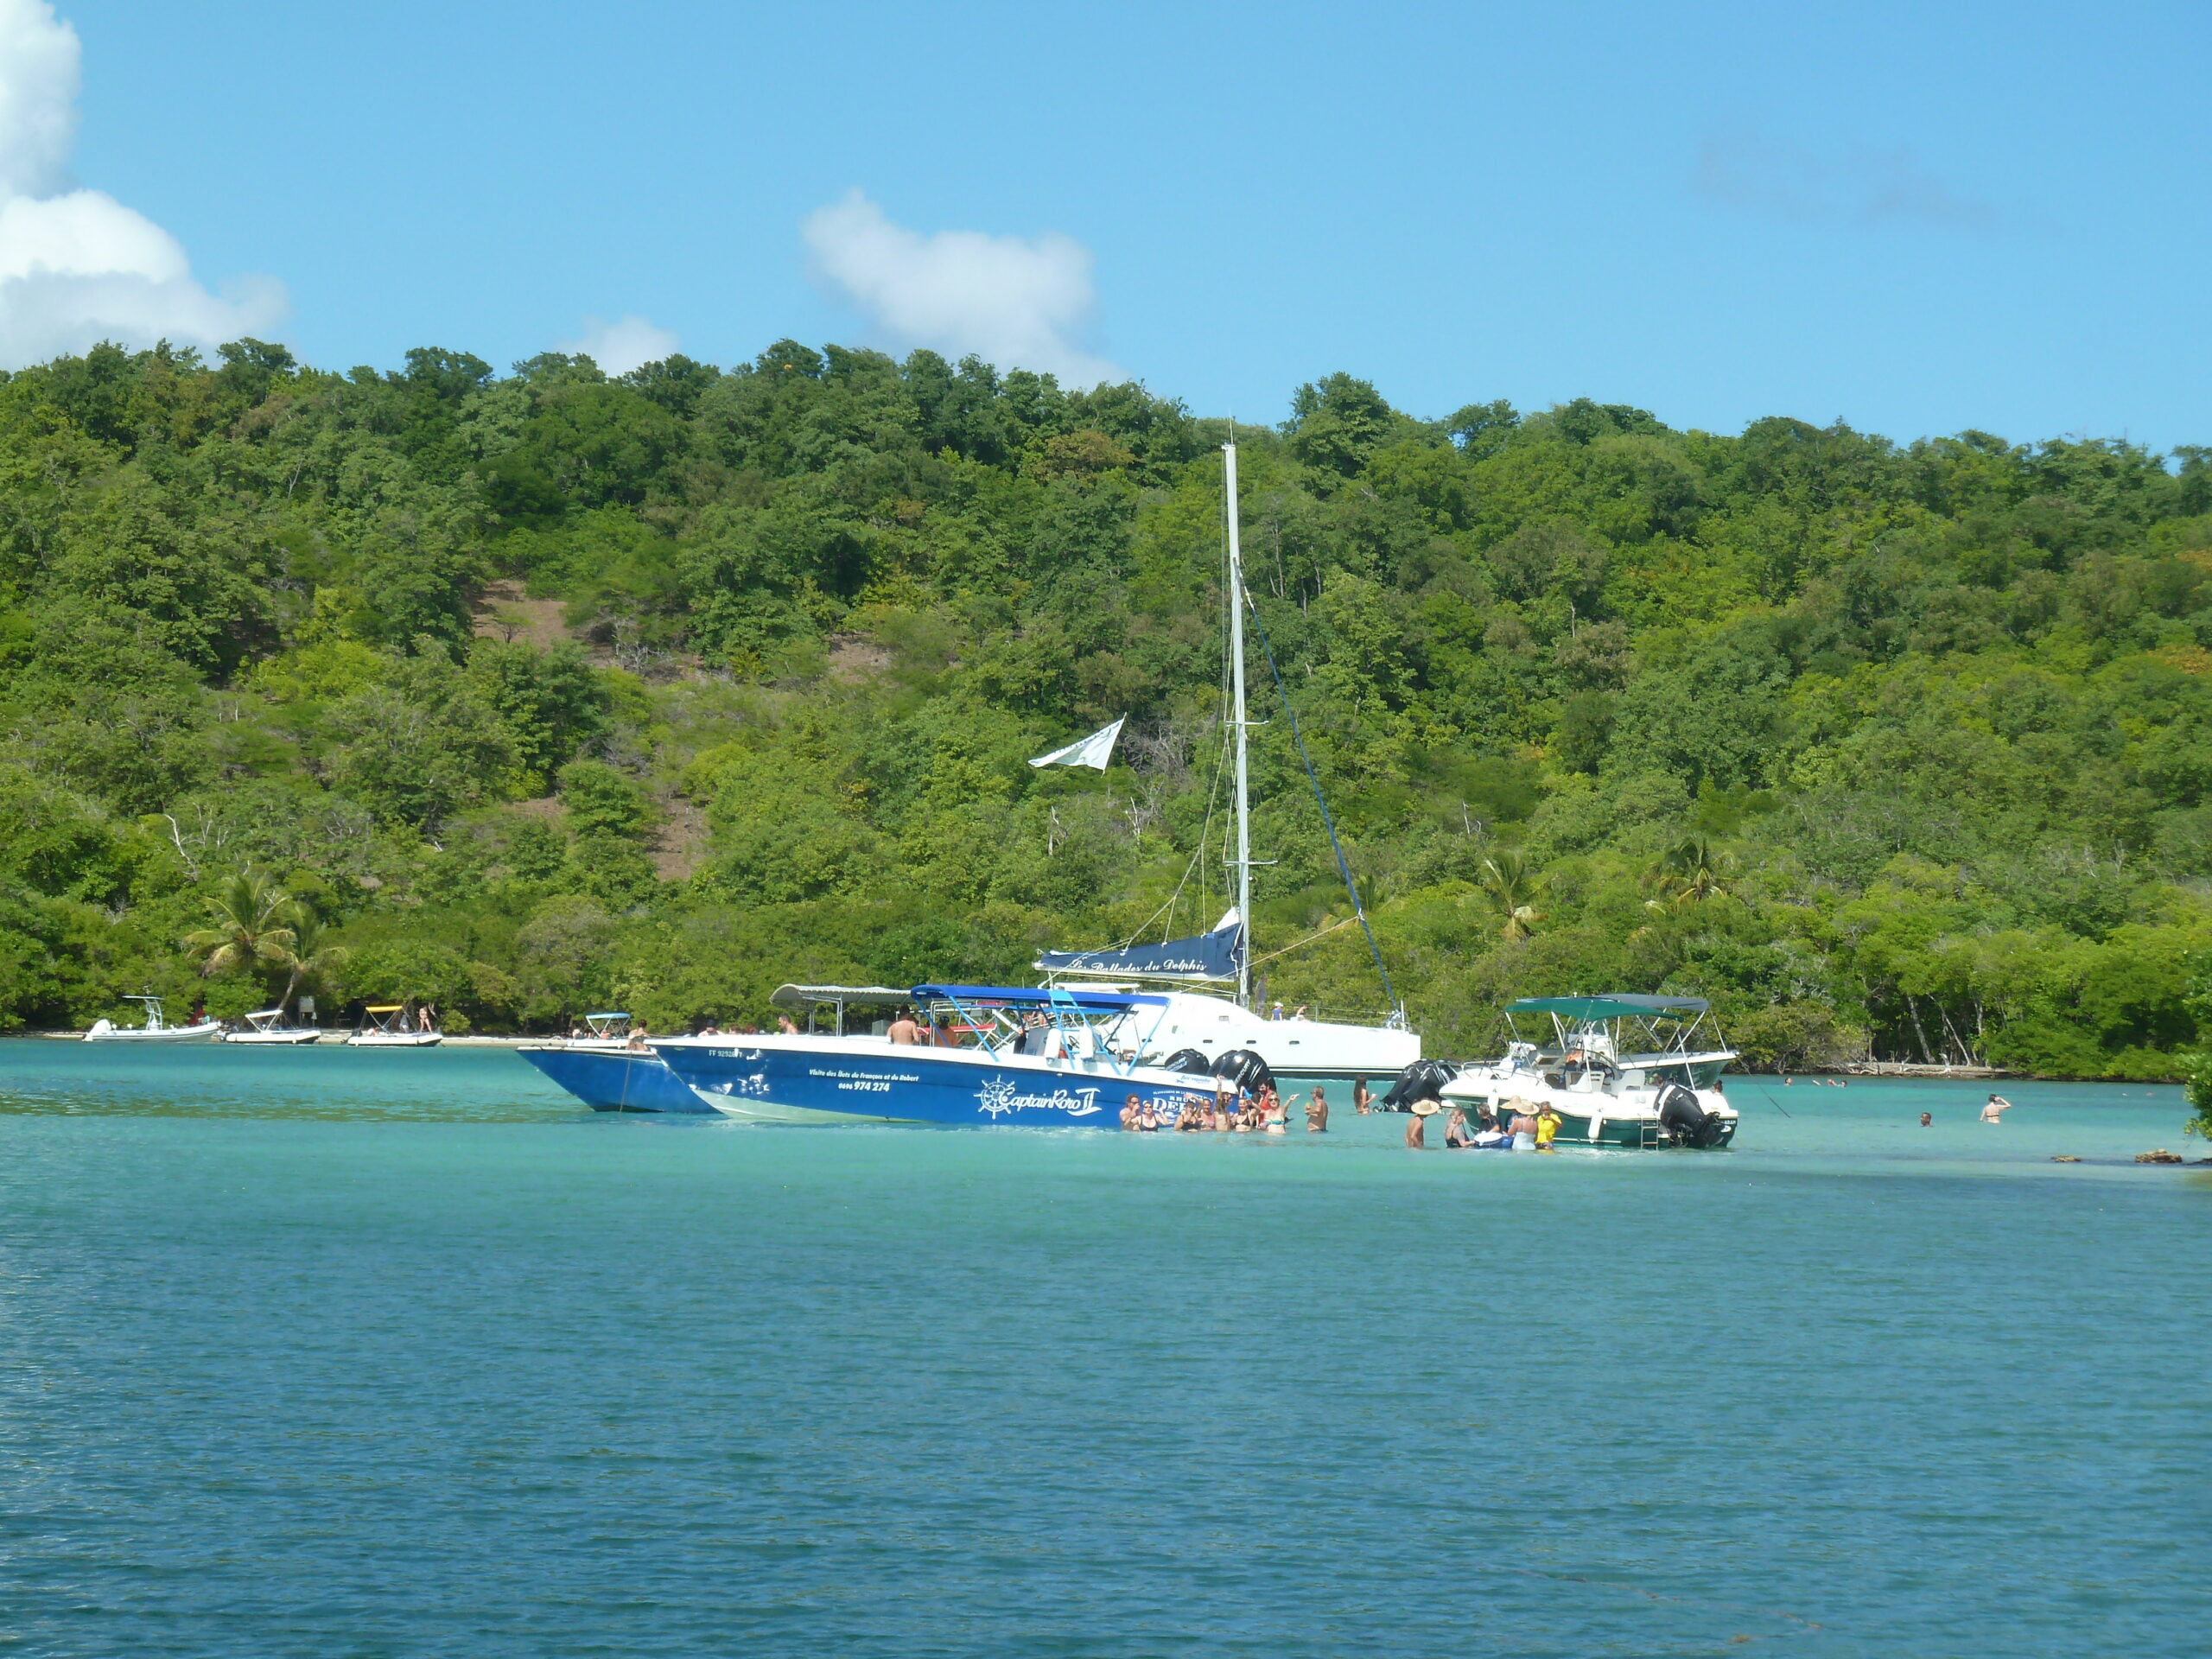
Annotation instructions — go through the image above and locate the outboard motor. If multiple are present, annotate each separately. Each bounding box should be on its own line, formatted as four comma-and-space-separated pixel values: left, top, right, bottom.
1211, 1049, 1275, 1093
1159, 1047, 1215, 1076
1657, 1084, 1724, 1147
1381, 1058, 1459, 1112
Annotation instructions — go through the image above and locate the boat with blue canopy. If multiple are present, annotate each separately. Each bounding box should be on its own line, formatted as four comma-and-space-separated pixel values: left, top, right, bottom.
652, 982, 1223, 1127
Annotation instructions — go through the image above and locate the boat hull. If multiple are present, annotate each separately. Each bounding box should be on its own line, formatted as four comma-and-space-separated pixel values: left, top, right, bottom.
1440, 1076, 1738, 1148
517, 1046, 716, 1114
347, 1033, 444, 1047
84, 1023, 223, 1042
222, 1030, 322, 1045
1540, 1108, 1739, 1148
654, 1039, 1213, 1128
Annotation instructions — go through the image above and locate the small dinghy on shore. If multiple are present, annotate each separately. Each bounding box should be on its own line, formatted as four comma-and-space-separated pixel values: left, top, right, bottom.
222, 1007, 322, 1046
347, 1005, 443, 1047
85, 995, 221, 1043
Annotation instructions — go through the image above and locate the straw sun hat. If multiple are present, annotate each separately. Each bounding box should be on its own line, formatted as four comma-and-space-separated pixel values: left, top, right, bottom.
1410, 1097, 1442, 1116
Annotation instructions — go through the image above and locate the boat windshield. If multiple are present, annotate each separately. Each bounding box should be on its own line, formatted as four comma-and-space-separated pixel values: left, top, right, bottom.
1641, 1059, 1730, 1089
909, 984, 1168, 1071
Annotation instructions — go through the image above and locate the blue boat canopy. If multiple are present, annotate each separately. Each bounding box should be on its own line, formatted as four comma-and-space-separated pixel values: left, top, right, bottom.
912, 983, 1170, 1010
1507, 995, 1708, 1020
587, 1012, 630, 1020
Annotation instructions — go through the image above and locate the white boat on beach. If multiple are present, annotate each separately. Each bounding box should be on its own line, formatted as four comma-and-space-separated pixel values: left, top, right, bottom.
222, 1008, 323, 1046
85, 995, 222, 1043
347, 1004, 443, 1047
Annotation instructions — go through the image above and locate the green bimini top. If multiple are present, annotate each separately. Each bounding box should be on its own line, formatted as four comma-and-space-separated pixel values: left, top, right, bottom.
1506, 995, 1709, 1021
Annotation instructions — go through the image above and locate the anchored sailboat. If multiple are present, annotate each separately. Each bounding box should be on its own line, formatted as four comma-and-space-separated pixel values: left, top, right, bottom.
1034, 438, 1420, 1084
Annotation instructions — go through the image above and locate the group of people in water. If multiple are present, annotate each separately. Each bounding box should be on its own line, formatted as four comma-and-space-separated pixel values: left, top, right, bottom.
1119, 1081, 1305, 1134
1110, 1078, 1564, 1149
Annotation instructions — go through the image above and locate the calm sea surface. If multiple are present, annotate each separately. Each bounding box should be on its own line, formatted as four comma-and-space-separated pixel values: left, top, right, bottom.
0, 1041, 2205, 1656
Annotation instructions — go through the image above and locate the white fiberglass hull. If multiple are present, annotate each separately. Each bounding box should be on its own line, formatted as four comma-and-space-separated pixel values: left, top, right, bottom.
1132, 991, 1420, 1081
347, 1032, 444, 1048
223, 1030, 322, 1045
84, 1022, 223, 1042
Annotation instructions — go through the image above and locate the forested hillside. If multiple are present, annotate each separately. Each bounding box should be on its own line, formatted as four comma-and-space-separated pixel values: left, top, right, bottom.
4, 335, 2212, 1075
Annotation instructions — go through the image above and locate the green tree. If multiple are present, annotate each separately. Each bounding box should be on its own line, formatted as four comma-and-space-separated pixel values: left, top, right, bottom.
181, 869, 296, 980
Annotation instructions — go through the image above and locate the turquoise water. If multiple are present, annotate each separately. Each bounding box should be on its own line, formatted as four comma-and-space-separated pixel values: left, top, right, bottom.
1, 1043, 2206, 1656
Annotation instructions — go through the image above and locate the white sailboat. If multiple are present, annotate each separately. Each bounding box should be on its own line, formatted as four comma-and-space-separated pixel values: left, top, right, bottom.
1035, 438, 1420, 1084
84, 995, 222, 1043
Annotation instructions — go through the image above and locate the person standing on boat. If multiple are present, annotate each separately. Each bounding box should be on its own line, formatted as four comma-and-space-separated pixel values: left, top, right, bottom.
1306, 1085, 1328, 1133
887, 1008, 925, 1046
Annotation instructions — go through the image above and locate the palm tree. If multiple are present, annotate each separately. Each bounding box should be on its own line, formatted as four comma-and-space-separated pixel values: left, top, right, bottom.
181, 869, 296, 979
1645, 835, 1738, 910
1478, 849, 1545, 941
271, 909, 348, 1011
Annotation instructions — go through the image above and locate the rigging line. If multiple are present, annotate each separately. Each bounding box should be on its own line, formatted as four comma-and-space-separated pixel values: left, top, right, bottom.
1109, 717, 1230, 950
1245, 913, 1361, 969
1236, 587, 1401, 1014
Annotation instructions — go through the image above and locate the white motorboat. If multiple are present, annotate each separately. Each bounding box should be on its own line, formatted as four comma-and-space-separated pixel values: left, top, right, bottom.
1435, 995, 1740, 1148
222, 1007, 323, 1045
347, 1004, 444, 1047
85, 995, 222, 1042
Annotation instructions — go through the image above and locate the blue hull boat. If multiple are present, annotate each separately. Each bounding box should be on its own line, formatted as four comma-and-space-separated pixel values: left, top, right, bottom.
518, 1045, 716, 1114
652, 1038, 1211, 1128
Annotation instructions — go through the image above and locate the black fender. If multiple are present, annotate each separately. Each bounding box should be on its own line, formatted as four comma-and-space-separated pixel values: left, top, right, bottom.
1211, 1049, 1275, 1093
1381, 1058, 1459, 1111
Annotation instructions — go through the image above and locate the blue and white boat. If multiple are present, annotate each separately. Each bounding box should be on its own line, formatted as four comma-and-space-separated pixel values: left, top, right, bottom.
518, 988, 912, 1114
517, 1012, 711, 1114
652, 984, 1221, 1128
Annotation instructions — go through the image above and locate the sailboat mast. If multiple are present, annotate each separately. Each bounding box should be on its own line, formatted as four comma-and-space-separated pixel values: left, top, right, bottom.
1224, 440, 1253, 1009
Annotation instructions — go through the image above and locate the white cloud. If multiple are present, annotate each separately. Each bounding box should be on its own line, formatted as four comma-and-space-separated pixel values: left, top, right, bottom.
0, 0, 285, 368
803, 188, 1120, 387
560, 313, 679, 377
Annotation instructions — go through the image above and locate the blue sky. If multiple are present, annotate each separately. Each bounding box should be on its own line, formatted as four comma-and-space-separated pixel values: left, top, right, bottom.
34, 0, 2212, 448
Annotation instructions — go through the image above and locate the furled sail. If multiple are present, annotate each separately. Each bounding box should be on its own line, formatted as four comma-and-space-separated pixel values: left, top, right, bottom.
1035, 912, 1242, 982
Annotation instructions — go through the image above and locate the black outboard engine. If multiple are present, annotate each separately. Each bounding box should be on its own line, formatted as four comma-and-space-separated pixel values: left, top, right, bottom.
1159, 1048, 1215, 1076
1211, 1049, 1275, 1093
1657, 1084, 1724, 1147
1381, 1058, 1459, 1112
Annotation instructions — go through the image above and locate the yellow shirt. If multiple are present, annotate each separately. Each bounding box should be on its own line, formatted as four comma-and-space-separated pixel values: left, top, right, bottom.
1535, 1109, 1561, 1147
